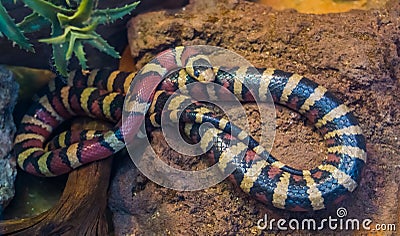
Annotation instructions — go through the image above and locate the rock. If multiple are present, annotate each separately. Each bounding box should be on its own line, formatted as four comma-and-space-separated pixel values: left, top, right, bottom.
112, 0, 400, 234
0, 66, 18, 215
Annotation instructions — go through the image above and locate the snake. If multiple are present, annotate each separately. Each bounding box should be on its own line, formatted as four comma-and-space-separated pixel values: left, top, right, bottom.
13, 46, 366, 211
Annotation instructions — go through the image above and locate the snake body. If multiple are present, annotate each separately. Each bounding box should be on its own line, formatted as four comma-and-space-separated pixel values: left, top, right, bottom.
14, 46, 366, 211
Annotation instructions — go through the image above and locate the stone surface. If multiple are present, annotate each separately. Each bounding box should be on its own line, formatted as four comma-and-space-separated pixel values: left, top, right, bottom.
109, 0, 400, 234
0, 66, 18, 215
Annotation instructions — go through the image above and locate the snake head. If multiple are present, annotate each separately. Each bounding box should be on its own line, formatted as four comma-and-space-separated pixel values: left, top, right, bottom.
191, 66, 215, 82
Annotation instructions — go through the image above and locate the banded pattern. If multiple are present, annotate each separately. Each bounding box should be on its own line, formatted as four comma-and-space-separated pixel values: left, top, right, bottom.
150, 67, 366, 211
14, 46, 366, 211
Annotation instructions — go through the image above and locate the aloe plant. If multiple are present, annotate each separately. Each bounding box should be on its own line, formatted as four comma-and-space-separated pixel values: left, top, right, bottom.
0, 1, 33, 51
0, 0, 140, 76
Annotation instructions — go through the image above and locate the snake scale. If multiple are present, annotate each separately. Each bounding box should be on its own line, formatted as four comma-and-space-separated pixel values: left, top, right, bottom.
14, 46, 366, 211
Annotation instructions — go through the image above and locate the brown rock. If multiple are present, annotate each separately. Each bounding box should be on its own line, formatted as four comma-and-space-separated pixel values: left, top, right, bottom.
109, 0, 400, 234
0, 66, 18, 214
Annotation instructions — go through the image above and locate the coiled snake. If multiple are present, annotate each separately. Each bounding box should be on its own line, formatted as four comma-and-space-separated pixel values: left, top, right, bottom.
14, 46, 366, 211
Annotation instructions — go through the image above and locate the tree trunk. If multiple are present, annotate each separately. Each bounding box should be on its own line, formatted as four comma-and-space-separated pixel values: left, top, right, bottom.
0, 158, 112, 235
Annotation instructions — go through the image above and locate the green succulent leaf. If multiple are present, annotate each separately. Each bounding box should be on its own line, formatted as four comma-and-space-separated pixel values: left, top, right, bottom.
39, 23, 97, 44
22, 0, 73, 23
52, 42, 69, 76
18, 12, 50, 33
57, 0, 95, 26
67, 32, 96, 59
50, 19, 69, 76
87, 32, 120, 58
74, 41, 87, 69
0, 1, 33, 51
92, 1, 140, 24
3, 0, 139, 76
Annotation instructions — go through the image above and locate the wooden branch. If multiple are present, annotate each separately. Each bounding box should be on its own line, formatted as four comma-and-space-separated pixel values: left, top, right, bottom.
0, 157, 112, 235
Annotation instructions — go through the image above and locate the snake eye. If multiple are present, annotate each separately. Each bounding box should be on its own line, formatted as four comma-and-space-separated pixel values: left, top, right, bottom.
193, 69, 200, 78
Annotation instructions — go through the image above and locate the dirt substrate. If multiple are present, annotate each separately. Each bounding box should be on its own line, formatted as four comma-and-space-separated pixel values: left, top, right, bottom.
108, 0, 400, 234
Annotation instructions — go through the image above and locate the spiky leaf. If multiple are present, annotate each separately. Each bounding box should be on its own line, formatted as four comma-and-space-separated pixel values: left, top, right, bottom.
0, 1, 33, 51
39, 23, 96, 44
92, 1, 140, 24
52, 43, 69, 76
57, 0, 95, 26
87, 32, 120, 58
66, 32, 95, 59
22, 0, 73, 23
49, 21, 69, 76
18, 12, 50, 33
74, 41, 87, 69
